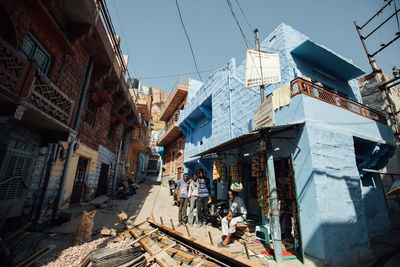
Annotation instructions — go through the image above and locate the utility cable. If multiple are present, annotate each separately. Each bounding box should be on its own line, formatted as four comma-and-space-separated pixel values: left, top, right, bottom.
137, 68, 218, 80
175, 0, 203, 82
112, 0, 137, 77
234, 0, 253, 33
395, 0, 400, 31
226, 0, 252, 48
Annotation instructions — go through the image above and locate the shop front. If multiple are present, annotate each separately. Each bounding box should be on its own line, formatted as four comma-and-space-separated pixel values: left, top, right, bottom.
190, 122, 305, 262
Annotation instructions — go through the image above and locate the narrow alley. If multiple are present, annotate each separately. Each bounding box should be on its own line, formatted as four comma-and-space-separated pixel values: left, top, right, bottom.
1, 0, 400, 266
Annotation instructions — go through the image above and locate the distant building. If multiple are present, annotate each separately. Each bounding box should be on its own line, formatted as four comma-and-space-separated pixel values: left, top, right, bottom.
359, 71, 400, 224
157, 80, 188, 182
151, 87, 170, 131
127, 88, 151, 181
179, 23, 395, 266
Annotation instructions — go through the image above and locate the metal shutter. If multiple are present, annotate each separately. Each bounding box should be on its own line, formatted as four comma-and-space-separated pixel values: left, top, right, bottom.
0, 148, 35, 218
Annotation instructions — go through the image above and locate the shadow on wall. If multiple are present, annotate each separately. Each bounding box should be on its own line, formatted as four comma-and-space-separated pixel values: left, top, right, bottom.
298, 168, 391, 266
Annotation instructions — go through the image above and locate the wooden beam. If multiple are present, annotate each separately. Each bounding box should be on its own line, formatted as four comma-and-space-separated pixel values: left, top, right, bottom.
129, 227, 178, 267
148, 220, 263, 267
146, 242, 176, 263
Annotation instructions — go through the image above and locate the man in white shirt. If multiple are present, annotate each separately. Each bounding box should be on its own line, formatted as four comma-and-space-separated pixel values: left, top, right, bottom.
218, 189, 247, 247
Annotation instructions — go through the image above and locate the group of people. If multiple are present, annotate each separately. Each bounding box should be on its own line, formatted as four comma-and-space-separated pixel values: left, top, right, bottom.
175, 169, 247, 247
176, 169, 211, 227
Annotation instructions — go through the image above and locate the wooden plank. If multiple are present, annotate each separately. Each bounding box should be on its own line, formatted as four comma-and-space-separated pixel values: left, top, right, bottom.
129, 227, 178, 267
148, 220, 264, 267
147, 242, 176, 263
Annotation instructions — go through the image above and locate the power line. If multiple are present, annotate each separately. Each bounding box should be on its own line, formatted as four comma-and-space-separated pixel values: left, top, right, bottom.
234, 0, 253, 33
175, 0, 203, 82
112, 0, 137, 77
226, 0, 252, 48
102, 0, 133, 80
137, 68, 218, 80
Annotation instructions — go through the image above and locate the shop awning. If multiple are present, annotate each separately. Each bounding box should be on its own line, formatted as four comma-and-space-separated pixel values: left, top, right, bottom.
192, 122, 304, 158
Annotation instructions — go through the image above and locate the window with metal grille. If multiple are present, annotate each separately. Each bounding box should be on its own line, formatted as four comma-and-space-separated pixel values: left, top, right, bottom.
20, 32, 51, 75
148, 160, 157, 170
0, 148, 35, 201
84, 97, 96, 127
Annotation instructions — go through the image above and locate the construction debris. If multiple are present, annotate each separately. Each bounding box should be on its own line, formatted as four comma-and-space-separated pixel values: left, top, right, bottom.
37, 211, 265, 267
39, 237, 132, 267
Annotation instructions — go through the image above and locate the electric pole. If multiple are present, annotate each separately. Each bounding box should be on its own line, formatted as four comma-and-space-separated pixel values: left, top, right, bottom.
254, 28, 265, 103
354, 0, 400, 143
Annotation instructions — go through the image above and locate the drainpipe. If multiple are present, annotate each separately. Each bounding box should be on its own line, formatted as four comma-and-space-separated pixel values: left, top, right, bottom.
54, 56, 94, 219
112, 137, 123, 195
35, 143, 59, 224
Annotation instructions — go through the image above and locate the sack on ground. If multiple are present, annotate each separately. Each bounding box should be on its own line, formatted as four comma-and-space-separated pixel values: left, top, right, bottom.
74, 210, 96, 245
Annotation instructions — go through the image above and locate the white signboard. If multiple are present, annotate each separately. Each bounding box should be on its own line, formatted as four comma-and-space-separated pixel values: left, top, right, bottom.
254, 94, 274, 130
245, 49, 281, 88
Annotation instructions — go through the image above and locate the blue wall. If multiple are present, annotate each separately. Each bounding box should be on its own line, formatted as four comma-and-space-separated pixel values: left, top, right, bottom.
179, 23, 395, 265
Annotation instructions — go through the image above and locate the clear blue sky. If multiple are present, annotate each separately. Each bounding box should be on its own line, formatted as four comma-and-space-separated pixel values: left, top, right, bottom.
107, 0, 400, 93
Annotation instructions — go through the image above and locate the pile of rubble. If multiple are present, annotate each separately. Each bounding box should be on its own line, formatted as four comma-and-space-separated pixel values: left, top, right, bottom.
35, 211, 263, 267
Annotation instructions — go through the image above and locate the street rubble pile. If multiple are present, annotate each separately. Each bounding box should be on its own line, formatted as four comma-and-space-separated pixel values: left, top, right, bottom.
36, 211, 263, 267
39, 236, 133, 267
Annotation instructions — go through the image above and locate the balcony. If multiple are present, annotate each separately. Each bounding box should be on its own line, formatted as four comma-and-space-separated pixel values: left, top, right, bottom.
131, 126, 148, 152
132, 92, 151, 122
157, 110, 181, 147
0, 37, 75, 128
159, 79, 188, 121
290, 77, 387, 125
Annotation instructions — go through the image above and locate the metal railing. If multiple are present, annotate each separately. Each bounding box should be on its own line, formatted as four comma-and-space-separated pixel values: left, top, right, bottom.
290, 77, 387, 124
160, 77, 185, 113
97, 0, 127, 76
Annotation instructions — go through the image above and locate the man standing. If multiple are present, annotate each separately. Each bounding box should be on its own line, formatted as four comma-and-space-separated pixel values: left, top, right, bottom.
218, 190, 247, 247
177, 173, 189, 226
188, 173, 199, 226
197, 169, 211, 227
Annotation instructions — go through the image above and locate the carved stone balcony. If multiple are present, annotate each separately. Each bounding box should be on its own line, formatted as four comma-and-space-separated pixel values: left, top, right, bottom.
0, 37, 31, 98
28, 70, 75, 125
0, 36, 75, 128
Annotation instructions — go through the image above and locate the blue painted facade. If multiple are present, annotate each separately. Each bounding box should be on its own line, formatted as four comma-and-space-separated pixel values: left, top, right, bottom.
179, 23, 395, 265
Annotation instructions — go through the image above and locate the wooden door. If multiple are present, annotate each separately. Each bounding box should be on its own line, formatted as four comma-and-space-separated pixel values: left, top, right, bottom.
70, 157, 88, 204
177, 167, 182, 180
96, 163, 109, 197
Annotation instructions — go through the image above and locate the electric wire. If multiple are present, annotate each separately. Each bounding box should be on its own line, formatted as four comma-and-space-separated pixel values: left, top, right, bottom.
175, 0, 203, 82
103, 0, 133, 80
394, 0, 400, 31
137, 68, 218, 80
226, 0, 252, 48
112, 0, 137, 77
234, 0, 253, 33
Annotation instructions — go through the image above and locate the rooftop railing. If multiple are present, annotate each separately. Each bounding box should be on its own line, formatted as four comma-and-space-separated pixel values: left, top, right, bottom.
290, 77, 387, 125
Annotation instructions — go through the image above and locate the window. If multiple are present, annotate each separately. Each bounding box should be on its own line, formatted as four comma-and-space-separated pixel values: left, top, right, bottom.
84, 97, 96, 127
148, 160, 157, 170
20, 33, 51, 75
108, 122, 115, 141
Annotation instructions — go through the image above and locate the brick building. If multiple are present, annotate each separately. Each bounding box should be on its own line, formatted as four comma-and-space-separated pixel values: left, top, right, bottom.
126, 87, 151, 181
151, 87, 169, 131
157, 80, 188, 181
0, 0, 139, 224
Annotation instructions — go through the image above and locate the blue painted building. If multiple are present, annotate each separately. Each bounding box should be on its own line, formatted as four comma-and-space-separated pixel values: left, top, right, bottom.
179, 23, 395, 266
